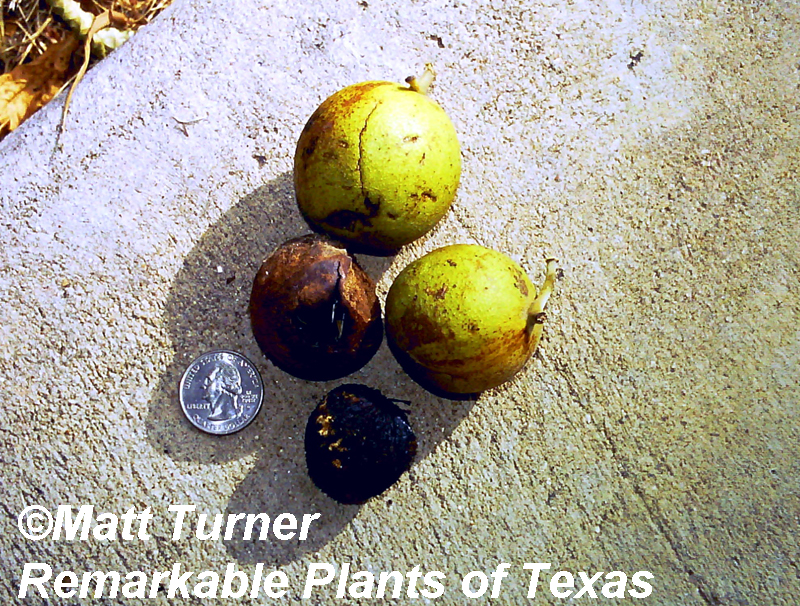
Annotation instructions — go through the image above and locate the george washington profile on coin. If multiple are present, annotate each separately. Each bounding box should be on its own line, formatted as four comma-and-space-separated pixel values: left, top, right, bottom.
203, 359, 243, 422
179, 350, 264, 435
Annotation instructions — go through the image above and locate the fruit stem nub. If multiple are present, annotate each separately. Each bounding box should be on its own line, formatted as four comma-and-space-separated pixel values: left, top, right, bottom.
527, 258, 557, 333
531, 258, 557, 313
406, 63, 436, 94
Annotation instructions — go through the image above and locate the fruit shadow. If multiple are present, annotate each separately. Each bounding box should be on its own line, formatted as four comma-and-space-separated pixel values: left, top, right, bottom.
146, 170, 478, 567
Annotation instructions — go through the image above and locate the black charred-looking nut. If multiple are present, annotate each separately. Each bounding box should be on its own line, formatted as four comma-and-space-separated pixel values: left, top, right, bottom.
249, 235, 383, 381
305, 384, 417, 504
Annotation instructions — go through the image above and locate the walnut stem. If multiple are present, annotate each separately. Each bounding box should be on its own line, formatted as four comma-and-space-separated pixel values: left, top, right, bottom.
530, 258, 557, 316
526, 258, 558, 344
405, 63, 436, 94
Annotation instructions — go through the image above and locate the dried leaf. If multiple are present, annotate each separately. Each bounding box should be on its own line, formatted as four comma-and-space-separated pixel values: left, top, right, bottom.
0, 33, 80, 139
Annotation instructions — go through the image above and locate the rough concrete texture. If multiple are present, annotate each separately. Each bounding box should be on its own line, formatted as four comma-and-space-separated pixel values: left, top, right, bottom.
1, 0, 798, 604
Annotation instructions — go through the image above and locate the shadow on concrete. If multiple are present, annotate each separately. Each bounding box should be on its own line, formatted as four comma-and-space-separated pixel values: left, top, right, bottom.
146, 170, 478, 566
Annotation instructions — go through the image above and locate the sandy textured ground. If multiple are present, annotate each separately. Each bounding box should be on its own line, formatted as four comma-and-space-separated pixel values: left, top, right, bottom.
1, 0, 799, 604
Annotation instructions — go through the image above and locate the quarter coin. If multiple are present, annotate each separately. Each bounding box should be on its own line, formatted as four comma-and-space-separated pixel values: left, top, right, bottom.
179, 350, 264, 435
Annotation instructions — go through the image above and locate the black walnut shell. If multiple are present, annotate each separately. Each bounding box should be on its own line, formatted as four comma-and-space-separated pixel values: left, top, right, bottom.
305, 384, 417, 504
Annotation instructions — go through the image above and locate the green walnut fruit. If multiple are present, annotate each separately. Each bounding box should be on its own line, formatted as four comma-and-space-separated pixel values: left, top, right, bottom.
385, 244, 557, 394
294, 65, 461, 253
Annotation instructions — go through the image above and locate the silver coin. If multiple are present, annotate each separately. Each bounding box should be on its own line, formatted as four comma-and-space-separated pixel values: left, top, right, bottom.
179, 350, 264, 435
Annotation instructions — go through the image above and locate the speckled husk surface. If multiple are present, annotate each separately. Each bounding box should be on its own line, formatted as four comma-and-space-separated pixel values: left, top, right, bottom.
1, 1, 798, 604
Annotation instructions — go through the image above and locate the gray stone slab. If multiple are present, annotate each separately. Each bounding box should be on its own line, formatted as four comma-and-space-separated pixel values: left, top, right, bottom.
1, 0, 798, 603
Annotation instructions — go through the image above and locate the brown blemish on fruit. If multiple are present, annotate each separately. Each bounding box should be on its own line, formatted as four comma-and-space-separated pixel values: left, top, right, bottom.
514, 271, 529, 297
335, 81, 387, 112
420, 190, 437, 204
324, 194, 382, 234
303, 136, 319, 157
363, 195, 380, 215
296, 115, 335, 173
325, 210, 373, 231
426, 328, 531, 376
397, 306, 456, 352
425, 285, 448, 300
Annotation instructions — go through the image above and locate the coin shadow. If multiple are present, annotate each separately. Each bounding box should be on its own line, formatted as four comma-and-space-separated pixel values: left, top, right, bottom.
146, 171, 309, 465
147, 170, 478, 566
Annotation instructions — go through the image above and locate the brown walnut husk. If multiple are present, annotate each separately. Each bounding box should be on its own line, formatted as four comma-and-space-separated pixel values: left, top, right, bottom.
249, 235, 382, 381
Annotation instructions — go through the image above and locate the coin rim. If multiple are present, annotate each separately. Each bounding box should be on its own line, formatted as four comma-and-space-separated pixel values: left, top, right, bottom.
179, 349, 264, 435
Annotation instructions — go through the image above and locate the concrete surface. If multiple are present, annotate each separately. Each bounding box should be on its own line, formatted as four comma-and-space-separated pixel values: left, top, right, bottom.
1, 0, 799, 603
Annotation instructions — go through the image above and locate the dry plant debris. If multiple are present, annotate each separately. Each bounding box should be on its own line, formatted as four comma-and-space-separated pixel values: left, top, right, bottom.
0, 0, 172, 140
0, 31, 78, 137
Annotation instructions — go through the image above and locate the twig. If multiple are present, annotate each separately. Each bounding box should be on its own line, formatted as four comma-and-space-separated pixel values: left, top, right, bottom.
172, 114, 208, 137
58, 11, 111, 137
